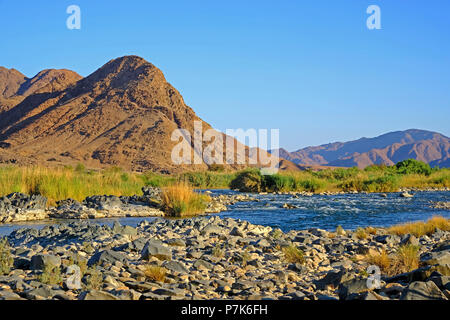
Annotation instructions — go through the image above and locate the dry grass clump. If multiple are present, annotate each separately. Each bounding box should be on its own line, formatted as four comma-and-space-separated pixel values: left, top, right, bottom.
355, 227, 368, 240
212, 245, 225, 258
336, 225, 345, 236
364, 245, 420, 276
161, 182, 210, 217
282, 245, 305, 264
388, 216, 450, 237
364, 249, 391, 274
365, 226, 377, 235
143, 265, 166, 282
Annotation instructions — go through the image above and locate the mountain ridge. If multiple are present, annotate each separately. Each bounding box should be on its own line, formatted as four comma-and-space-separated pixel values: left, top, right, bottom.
271, 129, 450, 168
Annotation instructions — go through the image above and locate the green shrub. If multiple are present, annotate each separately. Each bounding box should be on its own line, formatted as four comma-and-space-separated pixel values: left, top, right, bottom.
38, 265, 63, 285
263, 174, 295, 192
363, 175, 399, 192
395, 159, 432, 176
230, 169, 263, 192
296, 178, 325, 192
339, 178, 364, 192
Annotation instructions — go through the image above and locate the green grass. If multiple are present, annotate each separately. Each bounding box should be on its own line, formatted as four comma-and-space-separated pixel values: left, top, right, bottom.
0, 159, 448, 205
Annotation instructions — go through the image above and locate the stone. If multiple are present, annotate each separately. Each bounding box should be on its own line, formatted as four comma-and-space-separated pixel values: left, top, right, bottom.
163, 261, 189, 274
421, 251, 450, 267
141, 240, 172, 260
30, 254, 61, 270
88, 249, 127, 266
200, 224, 223, 236
314, 269, 354, 290
79, 290, 120, 300
400, 234, 419, 246
400, 192, 414, 198
0, 290, 23, 300
374, 234, 400, 245
400, 281, 447, 300
193, 259, 214, 271
338, 278, 370, 300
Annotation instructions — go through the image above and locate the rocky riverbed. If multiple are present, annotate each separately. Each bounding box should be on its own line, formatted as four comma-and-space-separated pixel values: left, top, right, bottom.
0, 215, 448, 300
0, 188, 256, 224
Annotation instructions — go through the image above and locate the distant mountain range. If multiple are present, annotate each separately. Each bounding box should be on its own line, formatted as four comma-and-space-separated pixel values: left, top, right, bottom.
271, 129, 450, 168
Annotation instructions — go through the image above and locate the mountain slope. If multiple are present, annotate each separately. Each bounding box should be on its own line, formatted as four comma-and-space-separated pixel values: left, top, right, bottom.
0, 56, 279, 172
272, 129, 450, 168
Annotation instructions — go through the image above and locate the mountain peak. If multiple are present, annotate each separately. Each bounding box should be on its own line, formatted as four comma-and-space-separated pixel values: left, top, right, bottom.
0, 56, 255, 173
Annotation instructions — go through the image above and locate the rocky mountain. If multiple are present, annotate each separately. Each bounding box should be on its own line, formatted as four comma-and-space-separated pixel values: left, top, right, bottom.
0, 67, 82, 112
271, 129, 450, 168
0, 56, 280, 172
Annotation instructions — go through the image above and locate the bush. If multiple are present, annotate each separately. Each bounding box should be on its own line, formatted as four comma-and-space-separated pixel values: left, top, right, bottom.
230, 169, 263, 192
339, 178, 364, 192
179, 172, 235, 189
38, 265, 63, 285
263, 174, 295, 192
363, 175, 399, 192
296, 178, 325, 192
395, 159, 432, 176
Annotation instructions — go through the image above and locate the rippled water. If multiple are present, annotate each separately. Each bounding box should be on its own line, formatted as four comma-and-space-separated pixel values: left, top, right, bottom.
213, 190, 450, 232
0, 190, 448, 236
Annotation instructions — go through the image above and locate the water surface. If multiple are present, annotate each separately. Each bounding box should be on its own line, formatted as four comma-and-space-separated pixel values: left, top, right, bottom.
0, 190, 448, 236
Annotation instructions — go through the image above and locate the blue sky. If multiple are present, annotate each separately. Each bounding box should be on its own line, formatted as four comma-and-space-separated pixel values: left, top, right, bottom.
1, 0, 449, 150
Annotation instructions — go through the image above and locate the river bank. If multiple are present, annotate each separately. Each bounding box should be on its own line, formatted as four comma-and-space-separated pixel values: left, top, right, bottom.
0, 215, 449, 300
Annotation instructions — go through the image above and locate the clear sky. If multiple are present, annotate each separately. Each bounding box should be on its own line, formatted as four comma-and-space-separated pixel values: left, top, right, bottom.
1, 0, 449, 150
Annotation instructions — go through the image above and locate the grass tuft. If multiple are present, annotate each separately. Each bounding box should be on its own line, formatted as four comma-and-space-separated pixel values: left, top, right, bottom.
161, 182, 210, 217
143, 265, 166, 282
388, 216, 450, 237
282, 245, 305, 264
364, 245, 420, 276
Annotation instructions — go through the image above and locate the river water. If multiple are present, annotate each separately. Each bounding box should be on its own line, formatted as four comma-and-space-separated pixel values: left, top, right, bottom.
0, 190, 449, 236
